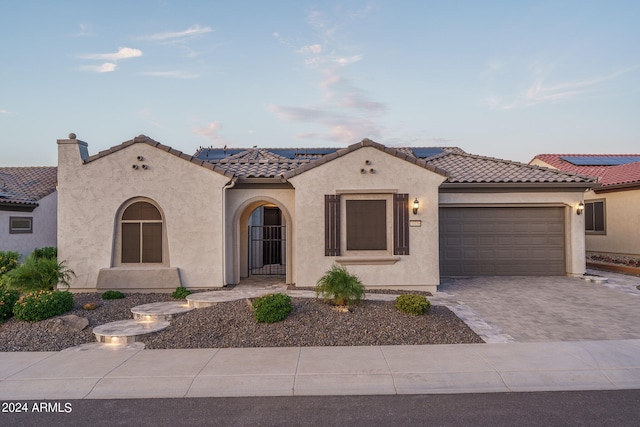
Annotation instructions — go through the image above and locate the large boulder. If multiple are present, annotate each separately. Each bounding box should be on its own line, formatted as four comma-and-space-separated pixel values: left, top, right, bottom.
45, 315, 89, 333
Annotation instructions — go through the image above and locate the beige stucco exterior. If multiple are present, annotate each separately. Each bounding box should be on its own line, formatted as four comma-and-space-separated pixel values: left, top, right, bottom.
584, 188, 640, 257
289, 146, 447, 292
57, 137, 230, 292
530, 157, 640, 259
57, 137, 591, 293
0, 191, 57, 259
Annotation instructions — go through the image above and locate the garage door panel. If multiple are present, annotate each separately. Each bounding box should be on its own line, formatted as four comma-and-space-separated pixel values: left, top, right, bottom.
440, 207, 565, 276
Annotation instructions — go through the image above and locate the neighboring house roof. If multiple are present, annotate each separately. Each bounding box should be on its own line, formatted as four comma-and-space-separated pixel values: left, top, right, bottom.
531, 154, 640, 191
0, 166, 57, 209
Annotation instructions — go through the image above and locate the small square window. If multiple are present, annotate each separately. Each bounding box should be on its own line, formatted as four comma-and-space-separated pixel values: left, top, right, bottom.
10, 216, 33, 234
585, 200, 605, 234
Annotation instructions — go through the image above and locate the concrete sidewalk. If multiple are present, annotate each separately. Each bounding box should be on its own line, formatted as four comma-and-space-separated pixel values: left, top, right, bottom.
1, 339, 639, 399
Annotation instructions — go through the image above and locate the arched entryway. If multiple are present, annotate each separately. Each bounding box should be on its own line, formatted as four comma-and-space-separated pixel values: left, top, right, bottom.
231, 196, 293, 285
248, 205, 286, 275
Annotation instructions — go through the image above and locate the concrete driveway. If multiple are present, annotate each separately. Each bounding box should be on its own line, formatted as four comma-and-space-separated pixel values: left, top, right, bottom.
432, 270, 640, 343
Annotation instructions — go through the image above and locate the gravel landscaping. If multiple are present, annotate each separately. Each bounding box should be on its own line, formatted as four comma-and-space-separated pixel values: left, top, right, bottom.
0, 292, 483, 352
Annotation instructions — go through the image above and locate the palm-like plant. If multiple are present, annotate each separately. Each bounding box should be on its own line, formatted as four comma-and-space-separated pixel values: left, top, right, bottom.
315, 264, 365, 306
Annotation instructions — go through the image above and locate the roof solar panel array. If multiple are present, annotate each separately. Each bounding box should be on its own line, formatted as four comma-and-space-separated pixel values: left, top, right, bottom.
560, 156, 640, 166
411, 147, 444, 158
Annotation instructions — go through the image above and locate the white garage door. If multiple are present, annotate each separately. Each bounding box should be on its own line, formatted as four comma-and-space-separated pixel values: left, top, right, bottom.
439, 207, 566, 276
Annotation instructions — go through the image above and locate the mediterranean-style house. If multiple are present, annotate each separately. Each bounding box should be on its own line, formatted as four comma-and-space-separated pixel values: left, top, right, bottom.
530, 154, 640, 267
0, 166, 57, 259
57, 134, 596, 293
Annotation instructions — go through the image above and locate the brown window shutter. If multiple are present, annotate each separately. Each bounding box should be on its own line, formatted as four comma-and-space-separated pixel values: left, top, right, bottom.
325, 194, 341, 256
393, 193, 410, 255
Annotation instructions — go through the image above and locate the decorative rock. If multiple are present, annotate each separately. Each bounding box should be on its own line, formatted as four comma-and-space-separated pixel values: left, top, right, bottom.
68, 132, 76, 139
45, 315, 89, 333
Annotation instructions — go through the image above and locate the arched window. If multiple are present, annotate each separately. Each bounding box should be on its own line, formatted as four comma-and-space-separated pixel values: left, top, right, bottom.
121, 201, 163, 263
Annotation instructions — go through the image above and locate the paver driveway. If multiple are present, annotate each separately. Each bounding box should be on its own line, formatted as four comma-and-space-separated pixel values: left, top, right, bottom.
433, 270, 640, 343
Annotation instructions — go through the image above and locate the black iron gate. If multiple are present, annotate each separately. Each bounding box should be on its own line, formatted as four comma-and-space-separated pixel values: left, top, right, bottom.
249, 225, 286, 275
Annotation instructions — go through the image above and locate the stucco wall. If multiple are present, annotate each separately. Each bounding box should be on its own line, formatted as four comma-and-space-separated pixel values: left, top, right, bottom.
0, 191, 57, 260
57, 139, 230, 291
439, 191, 587, 275
585, 188, 640, 257
289, 146, 446, 292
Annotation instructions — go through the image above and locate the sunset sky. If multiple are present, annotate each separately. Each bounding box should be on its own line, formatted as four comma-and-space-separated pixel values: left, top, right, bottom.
1, 0, 638, 166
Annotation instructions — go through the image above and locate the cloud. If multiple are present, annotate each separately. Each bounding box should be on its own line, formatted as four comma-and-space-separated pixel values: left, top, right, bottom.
335, 54, 363, 66
140, 25, 212, 42
297, 44, 322, 54
0, 109, 13, 114
82, 47, 142, 61
487, 66, 638, 110
141, 71, 200, 79
80, 62, 117, 73
193, 121, 230, 146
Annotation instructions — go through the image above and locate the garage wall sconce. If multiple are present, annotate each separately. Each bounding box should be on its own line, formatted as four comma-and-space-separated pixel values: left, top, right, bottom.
577, 202, 584, 215
413, 198, 420, 215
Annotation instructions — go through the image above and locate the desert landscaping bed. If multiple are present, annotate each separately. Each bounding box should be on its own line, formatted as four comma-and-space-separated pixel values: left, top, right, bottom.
0, 292, 483, 352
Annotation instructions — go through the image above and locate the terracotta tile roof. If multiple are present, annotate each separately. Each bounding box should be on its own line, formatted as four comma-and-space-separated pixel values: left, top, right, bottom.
532, 154, 640, 187
78, 135, 596, 186
426, 152, 595, 184
0, 166, 57, 206
83, 135, 235, 177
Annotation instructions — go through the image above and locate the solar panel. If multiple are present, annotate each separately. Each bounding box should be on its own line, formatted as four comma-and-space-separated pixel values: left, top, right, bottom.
196, 149, 244, 161
301, 148, 338, 156
269, 149, 298, 159
411, 148, 444, 158
560, 156, 640, 166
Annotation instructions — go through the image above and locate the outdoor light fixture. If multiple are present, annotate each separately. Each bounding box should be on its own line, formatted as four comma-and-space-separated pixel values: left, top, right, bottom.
413, 198, 420, 215
577, 202, 584, 215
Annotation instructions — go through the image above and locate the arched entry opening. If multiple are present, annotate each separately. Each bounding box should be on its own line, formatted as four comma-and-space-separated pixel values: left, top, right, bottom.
248, 205, 286, 275
233, 197, 292, 285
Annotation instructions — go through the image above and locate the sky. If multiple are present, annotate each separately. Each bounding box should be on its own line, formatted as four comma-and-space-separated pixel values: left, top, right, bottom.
1, 0, 639, 166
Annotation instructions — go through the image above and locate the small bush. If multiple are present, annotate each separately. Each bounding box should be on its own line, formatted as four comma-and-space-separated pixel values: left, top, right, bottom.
0, 286, 20, 322
172, 286, 192, 299
2, 257, 75, 292
31, 247, 57, 259
395, 294, 431, 316
315, 264, 365, 306
13, 290, 74, 322
0, 251, 20, 276
101, 290, 125, 300
252, 293, 292, 323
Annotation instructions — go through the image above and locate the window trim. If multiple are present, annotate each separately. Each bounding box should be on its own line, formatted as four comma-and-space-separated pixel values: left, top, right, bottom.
115, 199, 167, 266
585, 199, 606, 235
341, 194, 393, 256
9, 216, 33, 234
325, 192, 410, 262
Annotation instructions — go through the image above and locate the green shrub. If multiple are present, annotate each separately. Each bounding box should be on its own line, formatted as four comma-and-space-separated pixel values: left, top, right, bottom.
395, 294, 431, 316
2, 257, 75, 292
31, 247, 57, 259
315, 264, 365, 306
101, 290, 125, 300
172, 286, 192, 299
252, 293, 292, 323
13, 290, 74, 322
0, 286, 20, 322
0, 251, 20, 276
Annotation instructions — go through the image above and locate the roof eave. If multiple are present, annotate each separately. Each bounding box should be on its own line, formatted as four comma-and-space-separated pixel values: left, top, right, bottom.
440, 181, 598, 192
593, 182, 640, 193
